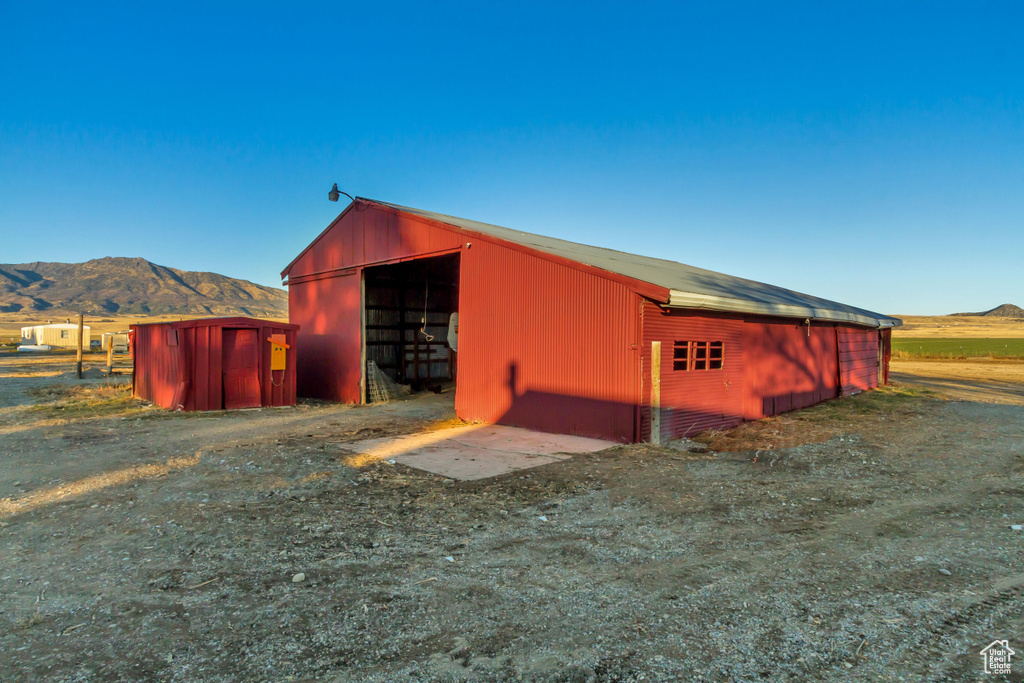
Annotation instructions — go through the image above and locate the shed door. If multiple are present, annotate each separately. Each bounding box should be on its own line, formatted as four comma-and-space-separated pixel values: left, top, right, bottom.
223, 328, 261, 409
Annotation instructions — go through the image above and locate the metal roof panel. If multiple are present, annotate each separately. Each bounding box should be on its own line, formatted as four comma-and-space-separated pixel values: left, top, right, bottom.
365, 199, 901, 328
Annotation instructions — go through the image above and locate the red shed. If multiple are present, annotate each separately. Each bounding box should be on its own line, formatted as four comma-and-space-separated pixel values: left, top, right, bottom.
131, 317, 298, 411
283, 199, 900, 443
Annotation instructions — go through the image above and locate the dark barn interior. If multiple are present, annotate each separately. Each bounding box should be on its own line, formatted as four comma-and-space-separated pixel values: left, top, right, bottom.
363, 253, 460, 395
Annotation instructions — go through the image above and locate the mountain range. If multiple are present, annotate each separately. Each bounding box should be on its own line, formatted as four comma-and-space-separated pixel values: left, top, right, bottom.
0, 257, 287, 318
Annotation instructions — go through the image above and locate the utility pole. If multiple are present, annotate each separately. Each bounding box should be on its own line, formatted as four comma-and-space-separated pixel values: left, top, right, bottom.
76, 313, 84, 379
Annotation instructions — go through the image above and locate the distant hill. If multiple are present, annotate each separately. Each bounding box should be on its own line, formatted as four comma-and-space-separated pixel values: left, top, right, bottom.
949, 303, 1024, 318
0, 257, 287, 317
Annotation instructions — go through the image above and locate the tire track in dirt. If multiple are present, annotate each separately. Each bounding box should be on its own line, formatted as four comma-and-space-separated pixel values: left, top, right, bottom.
908, 574, 1024, 680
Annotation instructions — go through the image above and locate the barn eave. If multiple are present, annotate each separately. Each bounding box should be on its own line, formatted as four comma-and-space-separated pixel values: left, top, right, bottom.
666, 290, 903, 328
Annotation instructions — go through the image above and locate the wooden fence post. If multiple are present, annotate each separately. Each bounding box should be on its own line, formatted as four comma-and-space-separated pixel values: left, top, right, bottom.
651, 341, 661, 445
106, 335, 115, 376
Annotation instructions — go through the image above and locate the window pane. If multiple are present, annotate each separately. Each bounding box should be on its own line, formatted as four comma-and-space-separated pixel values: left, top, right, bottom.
710, 342, 723, 369
673, 341, 688, 371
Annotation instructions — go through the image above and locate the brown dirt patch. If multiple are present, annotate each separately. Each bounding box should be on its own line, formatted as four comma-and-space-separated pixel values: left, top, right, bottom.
891, 357, 1024, 405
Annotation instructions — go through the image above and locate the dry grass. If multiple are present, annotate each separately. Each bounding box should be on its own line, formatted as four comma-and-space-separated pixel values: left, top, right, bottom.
27, 382, 146, 420
421, 414, 474, 432
891, 314, 1024, 338
693, 383, 937, 452
890, 357, 1024, 405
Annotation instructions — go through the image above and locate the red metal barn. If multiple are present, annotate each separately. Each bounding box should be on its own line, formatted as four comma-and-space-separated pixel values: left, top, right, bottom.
283, 199, 900, 443
132, 317, 298, 411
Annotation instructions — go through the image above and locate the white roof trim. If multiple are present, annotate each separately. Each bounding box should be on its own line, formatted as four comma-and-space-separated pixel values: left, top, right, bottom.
668, 290, 901, 328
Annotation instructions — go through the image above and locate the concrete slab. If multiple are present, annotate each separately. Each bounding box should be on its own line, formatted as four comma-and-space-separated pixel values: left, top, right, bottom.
338, 424, 616, 480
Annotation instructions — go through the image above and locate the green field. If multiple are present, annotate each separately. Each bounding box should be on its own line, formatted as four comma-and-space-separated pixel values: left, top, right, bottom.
892, 338, 1024, 359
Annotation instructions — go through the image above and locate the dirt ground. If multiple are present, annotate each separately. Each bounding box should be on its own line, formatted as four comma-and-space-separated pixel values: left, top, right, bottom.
890, 358, 1024, 406
1, 351, 1023, 682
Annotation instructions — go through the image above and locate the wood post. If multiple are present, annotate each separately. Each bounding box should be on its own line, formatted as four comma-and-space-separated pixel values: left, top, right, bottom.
76, 313, 84, 379
106, 334, 115, 376
651, 341, 661, 445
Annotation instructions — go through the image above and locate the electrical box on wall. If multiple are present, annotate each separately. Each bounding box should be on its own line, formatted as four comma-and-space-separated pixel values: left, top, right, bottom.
268, 334, 289, 370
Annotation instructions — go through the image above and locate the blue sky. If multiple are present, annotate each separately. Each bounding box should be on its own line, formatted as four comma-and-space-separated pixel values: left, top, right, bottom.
1, 2, 1021, 315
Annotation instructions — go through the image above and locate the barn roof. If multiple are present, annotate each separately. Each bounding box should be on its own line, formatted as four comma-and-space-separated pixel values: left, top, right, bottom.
365, 199, 901, 329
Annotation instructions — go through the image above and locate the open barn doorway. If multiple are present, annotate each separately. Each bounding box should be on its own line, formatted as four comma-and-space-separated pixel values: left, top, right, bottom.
363, 253, 460, 402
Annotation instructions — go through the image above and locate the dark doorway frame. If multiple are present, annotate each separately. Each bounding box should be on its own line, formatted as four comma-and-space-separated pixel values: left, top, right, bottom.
361, 253, 461, 402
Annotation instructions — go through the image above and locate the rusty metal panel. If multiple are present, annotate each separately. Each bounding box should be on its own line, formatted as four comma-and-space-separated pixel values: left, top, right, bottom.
455, 238, 642, 442
640, 303, 745, 440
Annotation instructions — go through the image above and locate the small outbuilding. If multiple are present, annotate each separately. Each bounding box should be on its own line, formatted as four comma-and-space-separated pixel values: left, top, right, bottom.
101, 332, 130, 352
20, 323, 91, 349
131, 317, 298, 411
283, 198, 901, 443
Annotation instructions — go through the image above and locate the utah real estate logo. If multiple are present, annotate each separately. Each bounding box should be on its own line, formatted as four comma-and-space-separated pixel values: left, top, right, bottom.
981, 639, 1014, 675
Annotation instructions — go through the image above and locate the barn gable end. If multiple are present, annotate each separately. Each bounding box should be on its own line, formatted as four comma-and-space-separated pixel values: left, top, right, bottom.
284, 203, 645, 441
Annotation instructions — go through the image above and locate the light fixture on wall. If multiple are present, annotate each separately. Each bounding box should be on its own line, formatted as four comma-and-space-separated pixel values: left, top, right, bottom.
328, 184, 354, 203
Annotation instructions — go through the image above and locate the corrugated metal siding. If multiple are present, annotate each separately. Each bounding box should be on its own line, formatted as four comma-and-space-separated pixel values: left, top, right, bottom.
132, 323, 181, 409
259, 323, 299, 408
289, 275, 362, 402
287, 205, 642, 442
286, 205, 464, 280
838, 326, 880, 396
456, 239, 642, 442
741, 318, 839, 420
640, 309, 856, 439
184, 323, 221, 411
132, 318, 297, 411
286, 203, 887, 442
640, 304, 744, 440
